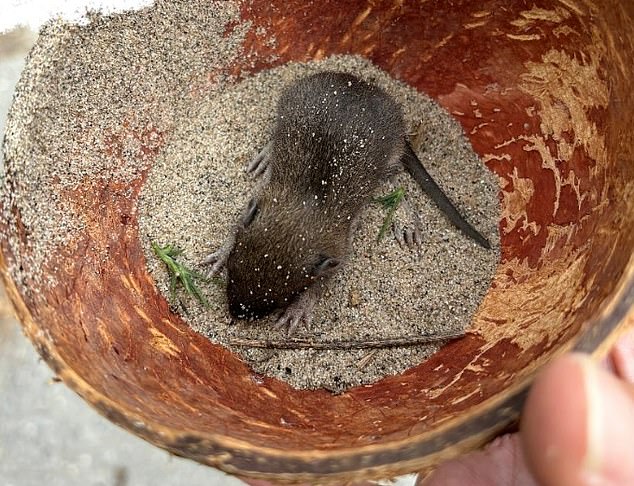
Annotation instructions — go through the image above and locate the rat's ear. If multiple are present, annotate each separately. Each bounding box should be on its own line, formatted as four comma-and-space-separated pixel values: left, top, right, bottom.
313, 255, 341, 276
241, 198, 259, 227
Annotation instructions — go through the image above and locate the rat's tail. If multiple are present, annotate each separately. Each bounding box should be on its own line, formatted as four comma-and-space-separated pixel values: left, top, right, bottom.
401, 141, 491, 249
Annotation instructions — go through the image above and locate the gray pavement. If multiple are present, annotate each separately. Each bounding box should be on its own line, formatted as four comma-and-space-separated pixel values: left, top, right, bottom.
0, 28, 243, 486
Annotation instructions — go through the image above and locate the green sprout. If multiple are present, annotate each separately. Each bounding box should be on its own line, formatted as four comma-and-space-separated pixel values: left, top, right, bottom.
374, 187, 406, 242
151, 242, 217, 308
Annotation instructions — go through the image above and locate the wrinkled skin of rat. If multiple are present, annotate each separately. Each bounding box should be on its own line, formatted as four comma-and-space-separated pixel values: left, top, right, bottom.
224, 72, 405, 325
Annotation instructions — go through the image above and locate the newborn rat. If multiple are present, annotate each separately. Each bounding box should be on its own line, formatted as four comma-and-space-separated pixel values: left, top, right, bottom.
205, 71, 490, 333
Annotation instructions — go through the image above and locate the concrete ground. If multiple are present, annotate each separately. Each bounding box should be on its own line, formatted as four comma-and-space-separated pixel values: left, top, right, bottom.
0, 287, 244, 486
0, 27, 243, 486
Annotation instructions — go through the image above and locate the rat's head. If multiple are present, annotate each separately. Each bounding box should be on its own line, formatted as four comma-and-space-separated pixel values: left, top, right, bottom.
225, 193, 349, 320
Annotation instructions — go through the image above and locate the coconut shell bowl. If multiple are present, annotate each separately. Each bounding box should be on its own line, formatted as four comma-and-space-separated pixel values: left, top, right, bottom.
2, 0, 634, 484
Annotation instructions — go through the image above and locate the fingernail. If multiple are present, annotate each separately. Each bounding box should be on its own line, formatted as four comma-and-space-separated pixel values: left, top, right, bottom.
578, 354, 634, 485
610, 330, 634, 384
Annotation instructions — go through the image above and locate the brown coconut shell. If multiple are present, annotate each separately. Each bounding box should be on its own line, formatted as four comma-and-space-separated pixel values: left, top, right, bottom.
2, 0, 634, 483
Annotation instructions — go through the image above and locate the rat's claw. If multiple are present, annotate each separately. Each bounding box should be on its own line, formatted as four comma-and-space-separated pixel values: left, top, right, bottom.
274, 314, 293, 334
275, 312, 301, 336
202, 250, 219, 265
392, 222, 405, 247
393, 221, 423, 248
395, 195, 426, 248
404, 227, 414, 247
274, 285, 319, 335
287, 317, 301, 336
403, 226, 424, 248
274, 303, 313, 336
413, 227, 422, 246
202, 233, 236, 277
246, 142, 272, 177
202, 249, 228, 276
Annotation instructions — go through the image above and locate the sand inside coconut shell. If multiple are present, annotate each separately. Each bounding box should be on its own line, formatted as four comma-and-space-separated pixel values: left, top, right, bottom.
138, 55, 500, 393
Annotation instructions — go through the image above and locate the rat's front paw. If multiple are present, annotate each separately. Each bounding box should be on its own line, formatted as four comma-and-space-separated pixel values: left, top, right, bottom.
202, 232, 237, 277
246, 142, 272, 178
273, 288, 319, 335
275, 305, 313, 336
202, 248, 229, 277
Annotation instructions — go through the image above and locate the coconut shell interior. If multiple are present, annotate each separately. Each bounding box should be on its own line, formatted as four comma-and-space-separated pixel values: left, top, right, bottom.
2, 0, 634, 483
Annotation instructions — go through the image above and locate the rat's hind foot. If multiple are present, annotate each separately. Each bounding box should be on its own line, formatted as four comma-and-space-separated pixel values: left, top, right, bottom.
391, 195, 424, 248
246, 142, 272, 178
392, 221, 422, 248
400, 141, 491, 249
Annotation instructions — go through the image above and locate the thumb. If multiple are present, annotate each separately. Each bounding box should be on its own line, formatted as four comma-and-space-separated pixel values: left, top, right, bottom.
521, 352, 634, 486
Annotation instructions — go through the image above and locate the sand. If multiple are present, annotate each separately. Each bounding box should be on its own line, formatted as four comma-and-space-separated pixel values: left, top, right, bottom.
2, 0, 248, 289
138, 56, 500, 392
0, 0, 500, 393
